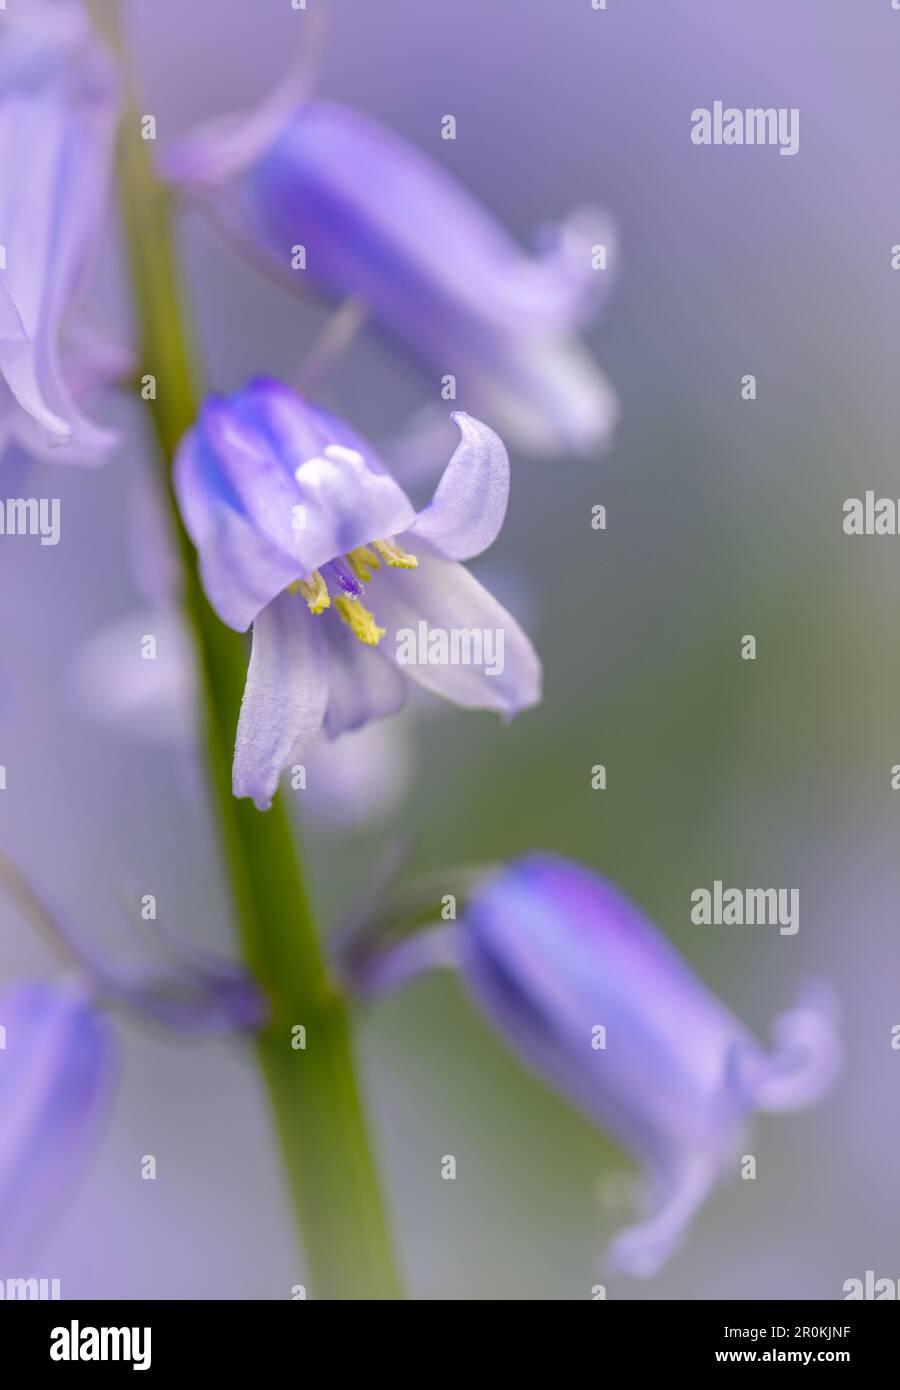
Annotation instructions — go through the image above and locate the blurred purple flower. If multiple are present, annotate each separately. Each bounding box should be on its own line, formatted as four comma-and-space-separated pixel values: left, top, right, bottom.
351, 854, 841, 1277
0, 855, 267, 1261
0, 0, 121, 464
174, 378, 541, 810
162, 92, 617, 457
0, 854, 268, 1039
0, 981, 116, 1265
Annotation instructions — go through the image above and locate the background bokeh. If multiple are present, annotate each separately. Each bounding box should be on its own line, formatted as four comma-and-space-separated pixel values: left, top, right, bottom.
2, 0, 899, 1298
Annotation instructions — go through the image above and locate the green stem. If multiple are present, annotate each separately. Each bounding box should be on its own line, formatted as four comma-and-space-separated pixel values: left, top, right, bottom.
93, 4, 401, 1299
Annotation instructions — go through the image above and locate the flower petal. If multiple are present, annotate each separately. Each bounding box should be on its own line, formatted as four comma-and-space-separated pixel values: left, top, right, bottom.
322, 617, 408, 739
233, 381, 416, 563
374, 550, 541, 716
732, 982, 841, 1112
0, 981, 116, 1266
174, 380, 416, 630
532, 205, 619, 329
471, 335, 619, 458
409, 412, 509, 561
233, 591, 328, 810
606, 1153, 724, 1278
0, 43, 120, 463
174, 421, 305, 632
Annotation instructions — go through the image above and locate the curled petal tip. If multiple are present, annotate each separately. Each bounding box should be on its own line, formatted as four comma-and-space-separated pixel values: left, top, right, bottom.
409, 412, 510, 562
734, 981, 842, 1113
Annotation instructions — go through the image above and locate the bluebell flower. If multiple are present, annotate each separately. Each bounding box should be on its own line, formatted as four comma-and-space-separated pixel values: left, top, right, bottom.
348, 854, 841, 1277
0, 0, 121, 463
162, 92, 617, 456
174, 378, 542, 810
0, 855, 266, 1262
0, 982, 116, 1265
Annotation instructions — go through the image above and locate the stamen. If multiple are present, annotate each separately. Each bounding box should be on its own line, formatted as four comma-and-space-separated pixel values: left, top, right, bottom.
293, 570, 331, 614
334, 596, 385, 646
326, 557, 365, 598
373, 537, 418, 569
348, 546, 381, 583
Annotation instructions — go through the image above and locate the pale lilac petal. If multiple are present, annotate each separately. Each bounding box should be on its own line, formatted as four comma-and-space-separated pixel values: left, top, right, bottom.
381, 404, 460, 488
0, 38, 120, 464
0, 0, 91, 88
606, 1153, 725, 1278
59, 315, 134, 399
732, 982, 841, 1112
375, 550, 541, 716
409, 412, 509, 561
532, 205, 619, 329
233, 591, 328, 810
158, 52, 314, 186
478, 335, 619, 458
0, 981, 116, 1265
322, 617, 408, 739
174, 380, 415, 630
233, 381, 416, 558
174, 412, 311, 632
0, 317, 129, 467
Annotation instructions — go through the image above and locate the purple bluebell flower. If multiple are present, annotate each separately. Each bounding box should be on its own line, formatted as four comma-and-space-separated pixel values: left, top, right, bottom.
350, 854, 841, 1277
0, 0, 121, 464
0, 981, 116, 1264
162, 92, 617, 456
0, 855, 266, 1261
174, 378, 542, 811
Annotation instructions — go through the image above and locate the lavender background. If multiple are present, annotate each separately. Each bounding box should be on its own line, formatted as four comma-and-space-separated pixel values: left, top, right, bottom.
1, 0, 898, 1298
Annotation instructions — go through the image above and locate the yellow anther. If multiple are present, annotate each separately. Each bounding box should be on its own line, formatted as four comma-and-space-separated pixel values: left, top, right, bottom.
334, 595, 385, 646
373, 537, 418, 569
348, 545, 381, 583
295, 570, 331, 615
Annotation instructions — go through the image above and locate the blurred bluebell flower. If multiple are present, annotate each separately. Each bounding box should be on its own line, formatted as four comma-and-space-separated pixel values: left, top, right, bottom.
174, 378, 541, 810
0, 0, 121, 464
350, 854, 841, 1277
0, 855, 267, 1262
0, 981, 116, 1265
162, 92, 617, 456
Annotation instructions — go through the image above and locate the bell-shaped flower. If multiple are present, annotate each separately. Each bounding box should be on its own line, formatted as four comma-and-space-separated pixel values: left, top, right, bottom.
0, 0, 121, 463
162, 92, 617, 457
0, 854, 267, 1261
173, 378, 542, 811
346, 854, 841, 1277
0, 981, 116, 1264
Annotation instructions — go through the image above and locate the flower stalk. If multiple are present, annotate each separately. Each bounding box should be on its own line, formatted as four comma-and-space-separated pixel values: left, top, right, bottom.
91, 1, 401, 1299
